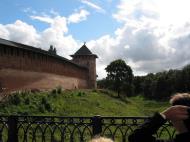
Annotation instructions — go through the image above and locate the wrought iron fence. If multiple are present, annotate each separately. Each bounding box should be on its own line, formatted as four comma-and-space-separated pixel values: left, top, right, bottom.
0, 115, 176, 142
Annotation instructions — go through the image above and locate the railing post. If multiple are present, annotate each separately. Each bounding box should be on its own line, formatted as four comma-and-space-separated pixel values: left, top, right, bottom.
92, 115, 102, 136
8, 116, 18, 142
0, 129, 2, 142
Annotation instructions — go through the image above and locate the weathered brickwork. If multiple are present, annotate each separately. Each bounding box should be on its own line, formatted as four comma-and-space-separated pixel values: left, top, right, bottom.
72, 56, 97, 88
0, 46, 87, 79
0, 69, 87, 91
0, 39, 97, 92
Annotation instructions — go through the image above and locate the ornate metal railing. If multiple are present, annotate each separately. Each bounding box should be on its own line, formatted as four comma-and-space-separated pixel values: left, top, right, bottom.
0, 115, 176, 142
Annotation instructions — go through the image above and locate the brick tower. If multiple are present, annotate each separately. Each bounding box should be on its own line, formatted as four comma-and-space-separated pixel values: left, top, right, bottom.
71, 43, 98, 89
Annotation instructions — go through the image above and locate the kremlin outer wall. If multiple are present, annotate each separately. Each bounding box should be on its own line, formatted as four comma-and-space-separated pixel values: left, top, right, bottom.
0, 38, 97, 93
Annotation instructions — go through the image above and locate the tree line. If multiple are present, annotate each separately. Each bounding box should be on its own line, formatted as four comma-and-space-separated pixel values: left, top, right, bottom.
133, 64, 190, 100
97, 59, 190, 100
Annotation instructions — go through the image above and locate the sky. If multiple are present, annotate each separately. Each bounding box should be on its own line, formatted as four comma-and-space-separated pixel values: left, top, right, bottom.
1, 0, 190, 79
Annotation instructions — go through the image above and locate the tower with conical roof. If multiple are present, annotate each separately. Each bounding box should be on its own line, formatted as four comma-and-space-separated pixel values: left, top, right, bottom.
71, 43, 98, 89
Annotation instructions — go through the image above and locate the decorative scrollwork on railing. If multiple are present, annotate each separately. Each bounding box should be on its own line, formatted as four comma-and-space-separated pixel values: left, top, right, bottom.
101, 117, 146, 141
0, 115, 176, 142
0, 116, 8, 142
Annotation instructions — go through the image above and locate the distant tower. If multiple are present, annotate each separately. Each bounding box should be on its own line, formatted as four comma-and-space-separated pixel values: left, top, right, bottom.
71, 43, 98, 89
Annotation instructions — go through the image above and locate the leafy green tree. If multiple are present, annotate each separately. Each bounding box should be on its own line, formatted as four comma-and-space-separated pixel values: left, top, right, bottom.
97, 78, 110, 89
105, 59, 134, 97
181, 64, 190, 92
48, 45, 57, 55
132, 64, 190, 100
175, 70, 184, 92
166, 69, 178, 94
154, 71, 169, 99
53, 47, 57, 54
141, 73, 156, 99
133, 76, 144, 95
48, 45, 53, 52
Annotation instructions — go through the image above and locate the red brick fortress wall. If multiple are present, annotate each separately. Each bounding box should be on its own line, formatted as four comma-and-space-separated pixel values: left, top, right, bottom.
0, 44, 89, 92
0, 69, 87, 92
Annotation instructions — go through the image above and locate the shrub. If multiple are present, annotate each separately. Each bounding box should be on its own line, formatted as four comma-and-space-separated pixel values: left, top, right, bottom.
38, 105, 45, 113
77, 91, 85, 96
92, 89, 97, 92
51, 89, 57, 94
77, 92, 82, 96
45, 103, 52, 112
40, 97, 52, 112
57, 86, 63, 94
30, 88, 40, 93
24, 98, 30, 105
10, 94, 21, 105
41, 97, 48, 105
82, 92, 86, 96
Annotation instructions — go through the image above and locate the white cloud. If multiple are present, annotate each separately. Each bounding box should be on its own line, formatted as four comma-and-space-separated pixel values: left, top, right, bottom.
30, 15, 53, 24
23, 7, 37, 15
1, 0, 190, 79
0, 24, 9, 39
0, 18, 78, 59
81, 0, 105, 13
0, 8, 91, 60
50, 9, 59, 16
0, 20, 40, 45
25, 9, 90, 57
51, 16, 68, 33
113, 0, 159, 23
68, 9, 90, 23
155, 0, 190, 26
86, 0, 190, 78
31, 9, 90, 26
114, 0, 190, 28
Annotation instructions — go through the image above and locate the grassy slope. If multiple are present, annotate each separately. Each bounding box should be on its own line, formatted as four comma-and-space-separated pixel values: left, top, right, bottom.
0, 89, 170, 116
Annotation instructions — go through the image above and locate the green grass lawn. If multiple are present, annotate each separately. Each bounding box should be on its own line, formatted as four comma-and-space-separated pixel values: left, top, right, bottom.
0, 89, 170, 116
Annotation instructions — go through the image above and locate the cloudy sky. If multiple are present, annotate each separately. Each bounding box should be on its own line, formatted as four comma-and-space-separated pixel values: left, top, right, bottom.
1, 0, 190, 79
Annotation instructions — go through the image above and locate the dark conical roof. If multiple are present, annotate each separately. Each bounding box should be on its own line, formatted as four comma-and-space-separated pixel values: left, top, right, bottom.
71, 43, 98, 58
74, 44, 92, 55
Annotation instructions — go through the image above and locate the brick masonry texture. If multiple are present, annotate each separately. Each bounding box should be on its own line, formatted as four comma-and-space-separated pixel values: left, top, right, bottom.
0, 40, 97, 92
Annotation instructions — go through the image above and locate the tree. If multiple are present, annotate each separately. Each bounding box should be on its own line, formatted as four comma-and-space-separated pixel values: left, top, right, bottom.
53, 48, 57, 54
141, 73, 156, 99
181, 64, 190, 92
133, 76, 144, 95
97, 78, 110, 89
48, 45, 53, 52
105, 59, 134, 97
48, 45, 57, 55
132, 63, 190, 100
